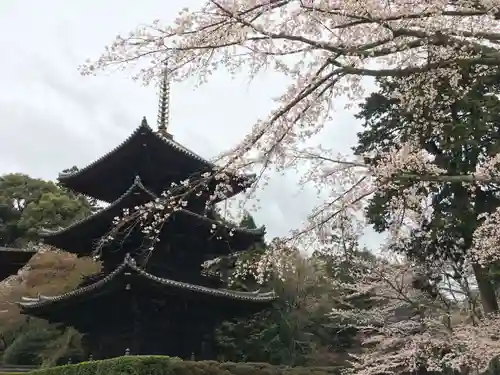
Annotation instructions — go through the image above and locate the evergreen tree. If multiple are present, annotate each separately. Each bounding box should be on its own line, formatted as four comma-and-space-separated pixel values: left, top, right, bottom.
239, 211, 257, 229
216, 215, 357, 366
354, 68, 500, 312
216, 256, 349, 366
0, 173, 95, 247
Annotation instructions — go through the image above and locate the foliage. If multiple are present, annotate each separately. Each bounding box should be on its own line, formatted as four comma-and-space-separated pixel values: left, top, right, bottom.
201, 212, 267, 289
0, 250, 99, 366
0, 174, 95, 246
0, 250, 100, 366
41, 327, 86, 367
81, 0, 500, 240
239, 211, 258, 231
311, 70, 500, 373
0, 172, 99, 365
216, 254, 355, 367
315, 216, 500, 374
2, 325, 61, 366
350, 68, 500, 369
0, 319, 83, 367
21, 250, 100, 296
28, 356, 341, 375
354, 71, 500, 314
208, 213, 357, 366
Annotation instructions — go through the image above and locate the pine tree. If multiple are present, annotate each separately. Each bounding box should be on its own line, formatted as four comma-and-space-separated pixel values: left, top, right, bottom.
354, 70, 500, 312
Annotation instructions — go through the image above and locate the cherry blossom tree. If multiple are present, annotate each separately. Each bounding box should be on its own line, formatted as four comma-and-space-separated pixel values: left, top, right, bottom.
355, 71, 500, 314
315, 214, 500, 374
82, 0, 500, 250
329, 252, 500, 375
82, 0, 500, 373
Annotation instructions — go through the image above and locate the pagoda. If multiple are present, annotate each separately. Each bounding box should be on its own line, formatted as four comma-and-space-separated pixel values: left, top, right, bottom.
18, 65, 276, 360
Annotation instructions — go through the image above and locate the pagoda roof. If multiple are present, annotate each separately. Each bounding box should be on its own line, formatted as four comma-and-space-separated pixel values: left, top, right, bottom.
0, 247, 36, 280
40, 187, 266, 257
39, 176, 157, 254
58, 118, 252, 203
18, 254, 277, 312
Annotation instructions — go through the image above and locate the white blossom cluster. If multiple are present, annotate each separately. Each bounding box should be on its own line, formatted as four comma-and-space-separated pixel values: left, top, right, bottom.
98, 169, 253, 260
329, 251, 500, 375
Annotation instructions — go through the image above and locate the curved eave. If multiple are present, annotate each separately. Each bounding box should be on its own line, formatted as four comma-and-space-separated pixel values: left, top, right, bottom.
18, 254, 277, 310
39, 176, 156, 239
179, 209, 266, 238
0, 247, 37, 259
0, 247, 36, 280
58, 119, 213, 182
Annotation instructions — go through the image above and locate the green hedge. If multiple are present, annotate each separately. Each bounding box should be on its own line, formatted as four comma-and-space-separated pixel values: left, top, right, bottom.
28, 356, 341, 375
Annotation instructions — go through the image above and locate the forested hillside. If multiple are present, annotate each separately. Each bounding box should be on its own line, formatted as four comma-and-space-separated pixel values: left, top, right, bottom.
0, 173, 99, 366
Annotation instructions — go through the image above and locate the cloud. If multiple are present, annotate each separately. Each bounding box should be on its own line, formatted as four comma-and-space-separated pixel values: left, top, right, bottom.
0, 0, 382, 246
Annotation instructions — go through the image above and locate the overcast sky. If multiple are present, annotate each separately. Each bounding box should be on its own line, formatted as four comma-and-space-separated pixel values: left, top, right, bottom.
0, 1, 381, 246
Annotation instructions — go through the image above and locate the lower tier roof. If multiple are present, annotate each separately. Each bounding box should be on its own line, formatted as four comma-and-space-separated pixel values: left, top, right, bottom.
18, 254, 276, 317
0, 247, 36, 281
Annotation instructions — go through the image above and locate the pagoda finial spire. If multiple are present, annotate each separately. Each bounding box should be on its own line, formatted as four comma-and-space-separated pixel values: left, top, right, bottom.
157, 60, 171, 136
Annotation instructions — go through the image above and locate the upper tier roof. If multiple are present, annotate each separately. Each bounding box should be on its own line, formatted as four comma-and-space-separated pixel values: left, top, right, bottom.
58, 118, 252, 203
18, 254, 276, 320
0, 247, 36, 281
39, 177, 265, 260
40, 175, 156, 253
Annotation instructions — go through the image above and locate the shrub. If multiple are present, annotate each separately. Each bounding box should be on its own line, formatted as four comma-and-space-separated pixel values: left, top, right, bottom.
3, 327, 60, 365
28, 356, 341, 375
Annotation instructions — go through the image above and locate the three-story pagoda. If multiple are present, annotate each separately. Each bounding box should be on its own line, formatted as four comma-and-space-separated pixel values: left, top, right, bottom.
18, 67, 276, 360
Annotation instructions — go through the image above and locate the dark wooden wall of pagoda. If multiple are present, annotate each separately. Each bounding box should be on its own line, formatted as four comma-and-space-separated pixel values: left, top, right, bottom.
79, 294, 221, 360
39, 276, 244, 360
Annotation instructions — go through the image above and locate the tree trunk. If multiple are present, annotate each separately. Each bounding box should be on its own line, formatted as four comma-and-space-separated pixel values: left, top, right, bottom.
472, 263, 499, 314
